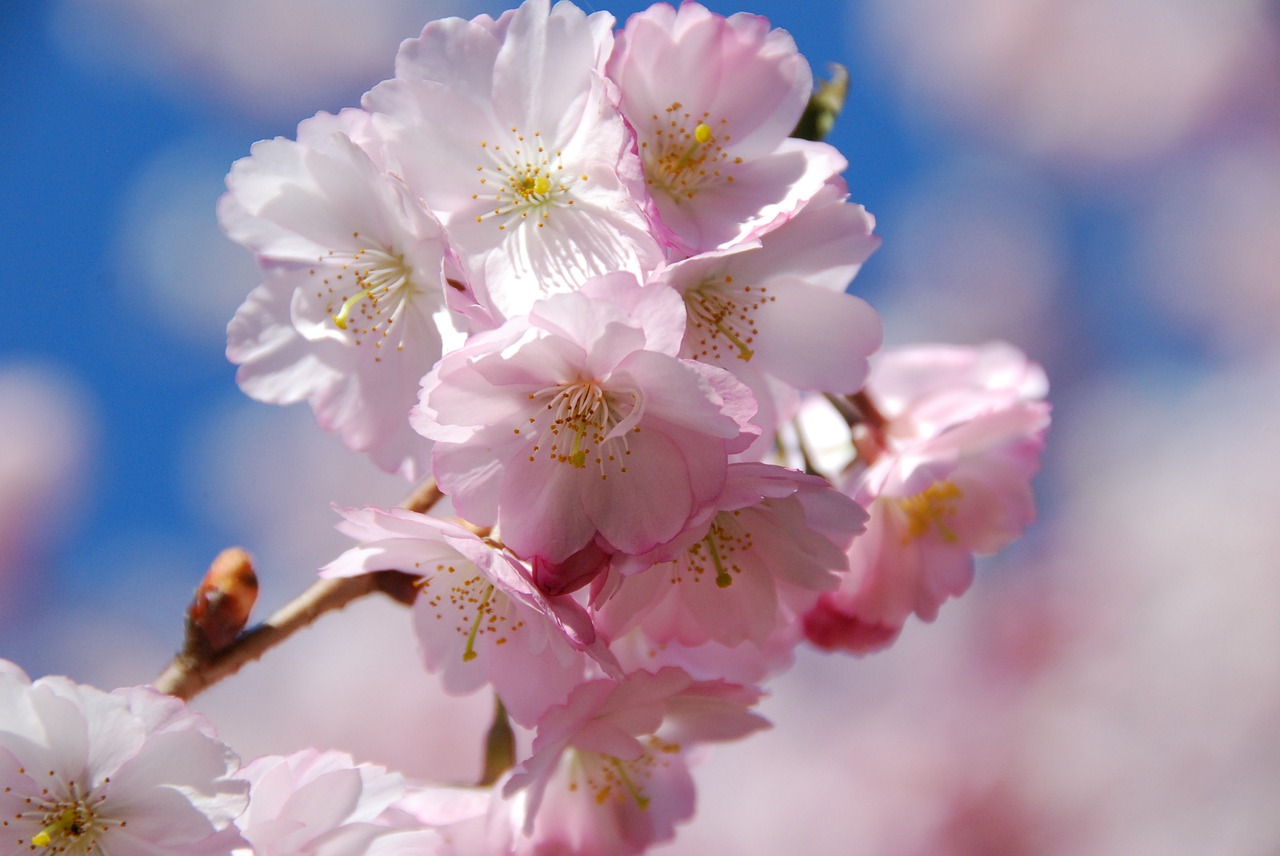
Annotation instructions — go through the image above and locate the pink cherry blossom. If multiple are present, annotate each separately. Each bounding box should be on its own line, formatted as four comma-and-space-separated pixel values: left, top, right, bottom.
497, 668, 768, 855
0, 661, 247, 855
232, 749, 421, 856
657, 183, 882, 444
412, 273, 758, 571
322, 506, 619, 726
595, 462, 866, 650
608, 2, 846, 252
366, 0, 662, 321
804, 343, 1051, 653
221, 108, 465, 480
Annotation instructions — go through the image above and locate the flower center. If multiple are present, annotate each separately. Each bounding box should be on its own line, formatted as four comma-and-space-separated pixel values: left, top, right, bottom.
896, 480, 964, 544
567, 737, 680, 810
415, 566, 522, 663
473, 129, 583, 231
678, 511, 752, 588
312, 237, 417, 354
641, 102, 736, 202
684, 275, 775, 363
524, 381, 634, 474
9, 772, 118, 854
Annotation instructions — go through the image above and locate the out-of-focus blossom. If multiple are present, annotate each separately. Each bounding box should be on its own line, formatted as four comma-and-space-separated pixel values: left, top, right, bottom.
414, 275, 756, 570
609, 2, 844, 252
113, 143, 264, 353
498, 668, 768, 855
367, 0, 661, 321
0, 661, 247, 854
50, 0, 494, 119
0, 365, 94, 594
1138, 139, 1280, 356
859, 0, 1274, 166
870, 162, 1065, 354
804, 343, 1050, 653
232, 749, 421, 856
323, 506, 618, 726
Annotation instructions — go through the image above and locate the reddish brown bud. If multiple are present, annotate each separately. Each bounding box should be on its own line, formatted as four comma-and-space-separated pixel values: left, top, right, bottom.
186, 548, 259, 655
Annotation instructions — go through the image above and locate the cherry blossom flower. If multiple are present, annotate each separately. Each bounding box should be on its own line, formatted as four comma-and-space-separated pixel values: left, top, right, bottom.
221, 108, 464, 480
595, 462, 866, 650
658, 183, 882, 442
232, 749, 430, 856
497, 668, 768, 855
608, 2, 846, 252
323, 506, 619, 725
366, 0, 662, 321
803, 343, 1050, 653
390, 785, 492, 856
413, 273, 758, 571
0, 661, 247, 855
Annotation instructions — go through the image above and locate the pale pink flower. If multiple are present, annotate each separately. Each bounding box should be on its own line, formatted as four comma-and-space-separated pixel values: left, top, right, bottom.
0, 661, 247, 855
608, 2, 846, 252
497, 668, 768, 855
221, 108, 465, 480
658, 183, 882, 443
322, 506, 619, 726
390, 785, 491, 856
366, 0, 662, 321
413, 273, 758, 572
804, 343, 1050, 653
232, 749, 420, 856
595, 462, 866, 650
605, 612, 805, 687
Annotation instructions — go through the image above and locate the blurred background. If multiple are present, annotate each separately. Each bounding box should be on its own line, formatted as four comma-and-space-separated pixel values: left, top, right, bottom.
2, 1, 1279, 853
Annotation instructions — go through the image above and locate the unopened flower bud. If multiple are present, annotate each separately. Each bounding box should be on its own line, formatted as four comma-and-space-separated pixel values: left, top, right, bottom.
186, 547, 258, 655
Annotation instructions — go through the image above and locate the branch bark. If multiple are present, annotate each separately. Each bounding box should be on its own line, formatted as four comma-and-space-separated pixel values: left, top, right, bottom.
152, 479, 444, 701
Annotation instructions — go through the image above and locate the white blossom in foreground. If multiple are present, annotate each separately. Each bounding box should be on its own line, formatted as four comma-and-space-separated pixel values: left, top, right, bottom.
0, 660, 247, 855
231, 749, 430, 856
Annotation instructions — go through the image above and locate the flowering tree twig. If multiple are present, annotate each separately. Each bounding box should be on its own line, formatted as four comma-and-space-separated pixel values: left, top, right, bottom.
152, 480, 443, 701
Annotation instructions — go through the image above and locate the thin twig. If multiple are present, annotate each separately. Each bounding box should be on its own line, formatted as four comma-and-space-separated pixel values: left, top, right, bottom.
153, 478, 444, 701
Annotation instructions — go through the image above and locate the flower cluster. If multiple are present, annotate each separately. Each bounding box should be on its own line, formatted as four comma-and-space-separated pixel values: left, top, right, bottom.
0, 1, 1051, 854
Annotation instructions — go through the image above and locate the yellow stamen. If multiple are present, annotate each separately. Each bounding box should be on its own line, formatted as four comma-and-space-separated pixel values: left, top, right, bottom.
898, 481, 964, 544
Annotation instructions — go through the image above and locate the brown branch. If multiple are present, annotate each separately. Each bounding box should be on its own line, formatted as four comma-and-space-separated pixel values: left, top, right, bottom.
153, 478, 444, 701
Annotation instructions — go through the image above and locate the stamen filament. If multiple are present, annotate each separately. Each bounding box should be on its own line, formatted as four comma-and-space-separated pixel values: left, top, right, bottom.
610, 758, 651, 810
715, 318, 755, 361
704, 533, 733, 588
32, 808, 79, 847
569, 425, 588, 468
332, 285, 374, 330
462, 584, 495, 662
